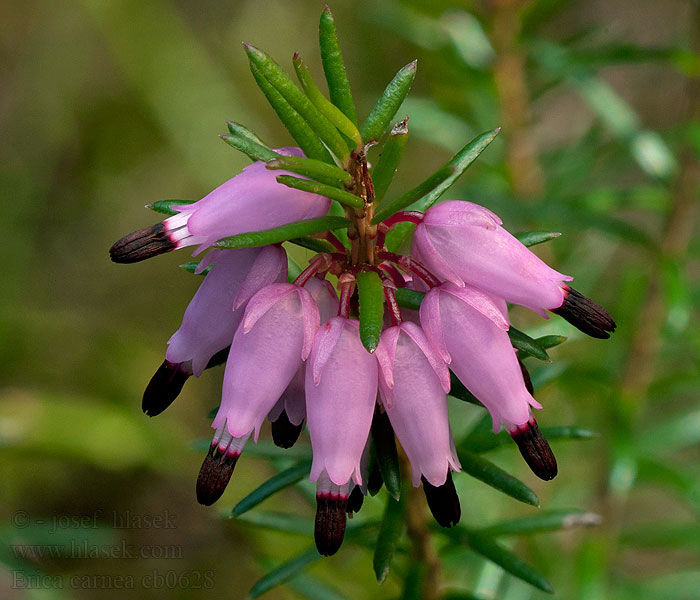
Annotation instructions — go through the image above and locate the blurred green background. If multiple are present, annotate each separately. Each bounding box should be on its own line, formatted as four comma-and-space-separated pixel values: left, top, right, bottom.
1, 0, 698, 598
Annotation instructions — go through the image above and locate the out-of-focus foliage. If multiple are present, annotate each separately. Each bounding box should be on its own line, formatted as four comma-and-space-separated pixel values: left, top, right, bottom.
1, 1, 698, 599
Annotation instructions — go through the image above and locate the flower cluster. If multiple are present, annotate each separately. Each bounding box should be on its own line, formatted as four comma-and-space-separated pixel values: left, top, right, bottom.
110, 148, 615, 556
110, 11, 615, 556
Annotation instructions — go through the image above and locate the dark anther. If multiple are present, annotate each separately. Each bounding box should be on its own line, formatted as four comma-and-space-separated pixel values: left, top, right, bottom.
422, 472, 461, 528
196, 446, 239, 506
109, 222, 174, 264
142, 360, 190, 417
315, 494, 348, 556
552, 286, 616, 339
510, 419, 558, 481
346, 486, 364, 516
270, 410, 304, 449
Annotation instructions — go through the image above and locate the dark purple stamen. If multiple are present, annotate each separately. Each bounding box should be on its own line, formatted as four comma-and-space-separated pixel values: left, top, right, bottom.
378, 252, 441, 288
552, 286, 616, 339
422, 472, 461, 528
109, 222, 175, 263
142, 360, 190, 417
196, 445, 239, 506
270, 410, 304, 449
510, 419, 558, 481
383, 280, 403, 326
315, 493, 348, 556
293, 253, 332, 287
346, 486, 364, 516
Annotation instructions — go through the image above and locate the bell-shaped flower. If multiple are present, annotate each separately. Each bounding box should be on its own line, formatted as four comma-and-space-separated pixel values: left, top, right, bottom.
197, 282, 320, 505
212, 282, 320, 441
142, 246, 287, 416
413, 200, 572, 317
420, 282, 537, 432
306, 317, 378, 486
305, 317, 378, 554
267, 276, 339, 448
109, 148, 331, 263
375, 322, 460, 488
420, 282, 557, 480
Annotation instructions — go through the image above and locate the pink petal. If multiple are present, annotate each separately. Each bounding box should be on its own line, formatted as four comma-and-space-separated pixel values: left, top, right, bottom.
439, 282, 510, 330
213, 283, 314, 441
233, 245, 288, 310
377, 326, 460, 487
400, 322, 451, 393
182, 149, 331, 254
413, 200, 573, 314
166, 247, 279, 377
309, 317, 345, 385
375, 326, 400, 391
418, 289, 451, 364
297, 286, 321, 360
435, 288, 541, 432
422, 200, 502, 227
306, 318, 377, 486
242, 283, 296, 333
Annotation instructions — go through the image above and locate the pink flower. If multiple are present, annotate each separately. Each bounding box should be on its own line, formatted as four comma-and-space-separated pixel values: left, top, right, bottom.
197, 282, 320, 505
142, 246, 287, 416
413, 201, 572, 316
109, 148, 330, 263
267, 276, 339, 448
305, 316, 378, 555
420, 282, 556, 480
376, 322, 459, 488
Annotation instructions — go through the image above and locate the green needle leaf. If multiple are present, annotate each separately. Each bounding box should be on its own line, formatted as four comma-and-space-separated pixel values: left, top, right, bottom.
179, 261, 209, 275
287, 255, 303, 282
515, 231, 562, 247
288, 237, 337, 254
249, 62, 332, 163
246, 547, 321, 599
233, 511, 314, 536
374, 127, 500, 226
477, 509, 602, 537
457, 450, 540, 506
371, 411, 401, 500
373, 495, 405, 583
294, 54, 362, 149
232, 461, 311, 517
226, 121, 273, 152
375, 164, 452, 224
266, 155, 351, 188
289, 574, 353, 600
536, 335, 568, 349
214, 216, 350, 250
328, 200, 350, 249
276, 175, 364, 209
357, 270, 384, 353
462, 426, 598, 454
453, 530, 554, 593
220, 133, 280, 162
372, 118, 409, 203
147, 199, 194, 216
245, 44, 350, 162
319, 6, 357, 124
508, 327, 550, 361
394, 288, 424, 311
360, 60, 417, 144
367, 438, 384, 497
